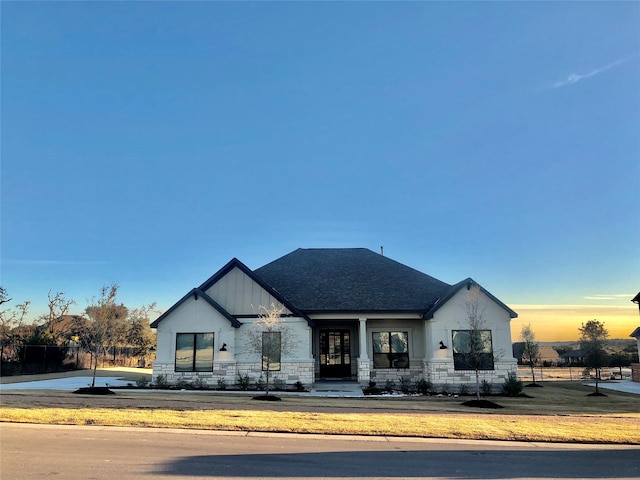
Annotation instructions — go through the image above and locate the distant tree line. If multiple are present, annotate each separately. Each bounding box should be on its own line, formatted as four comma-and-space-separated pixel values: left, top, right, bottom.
0, 285, 156, 376
514, 321, 638, 372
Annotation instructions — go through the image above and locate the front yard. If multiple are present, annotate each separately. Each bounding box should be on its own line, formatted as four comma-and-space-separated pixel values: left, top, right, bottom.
1, 381, 638, 444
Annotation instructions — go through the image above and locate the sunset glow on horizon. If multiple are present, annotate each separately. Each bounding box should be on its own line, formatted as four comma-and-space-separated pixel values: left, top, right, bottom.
509, 304, 639, 342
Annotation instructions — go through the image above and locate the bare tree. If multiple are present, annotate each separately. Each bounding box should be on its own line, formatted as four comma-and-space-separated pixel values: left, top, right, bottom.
460, 284, 494, 401
81, 284, 128, 388
520, 323, 540, 385
579, 319, 609, 395
42, 290, 76, 343
0, 287, 12, 306
0, 288, 31, 367
242, 304, 298, 397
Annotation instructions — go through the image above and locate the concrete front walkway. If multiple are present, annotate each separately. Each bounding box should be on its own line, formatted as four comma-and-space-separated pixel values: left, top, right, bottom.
309, 381, 364, 397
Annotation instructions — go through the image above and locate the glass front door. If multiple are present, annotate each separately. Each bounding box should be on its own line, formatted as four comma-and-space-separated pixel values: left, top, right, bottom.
319, 329, 351, 378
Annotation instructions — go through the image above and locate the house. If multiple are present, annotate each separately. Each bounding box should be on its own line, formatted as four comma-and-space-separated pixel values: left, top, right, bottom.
559, 348, 586, 366
512, 343, 561, 366
151, 248, 518, 388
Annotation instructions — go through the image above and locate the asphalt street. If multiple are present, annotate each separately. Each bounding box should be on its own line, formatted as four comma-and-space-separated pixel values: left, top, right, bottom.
1, 423, 638, 480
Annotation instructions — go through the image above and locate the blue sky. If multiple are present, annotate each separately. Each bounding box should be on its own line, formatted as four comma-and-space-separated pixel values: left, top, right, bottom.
2, 2, 639, 340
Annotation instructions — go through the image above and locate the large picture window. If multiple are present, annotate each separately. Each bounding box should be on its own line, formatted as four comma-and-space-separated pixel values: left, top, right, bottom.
175, 333, 214, 372
372, 331, 409, 369
262, 331, 281, 371
452, 330, 494, 370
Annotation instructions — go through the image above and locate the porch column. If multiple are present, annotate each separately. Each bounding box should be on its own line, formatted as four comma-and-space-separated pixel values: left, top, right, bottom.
357, 318, 370, 383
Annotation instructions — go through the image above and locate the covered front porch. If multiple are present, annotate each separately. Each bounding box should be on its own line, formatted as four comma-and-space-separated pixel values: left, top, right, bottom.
313, 319, 367, 381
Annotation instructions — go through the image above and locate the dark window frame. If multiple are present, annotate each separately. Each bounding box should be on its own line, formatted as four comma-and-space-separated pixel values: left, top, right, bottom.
262, 331, 282, 371
452, 329, 494, 371
372, 331, 410, 369
175, 332, 214, 372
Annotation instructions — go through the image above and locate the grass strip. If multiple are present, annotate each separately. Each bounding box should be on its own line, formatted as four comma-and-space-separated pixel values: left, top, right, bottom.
1, 406, 638, 445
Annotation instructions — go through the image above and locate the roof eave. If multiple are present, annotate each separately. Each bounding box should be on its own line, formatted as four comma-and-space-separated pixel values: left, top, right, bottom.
150, 288, 241, 329
201, 257, 314, 328
422, 278, 518, 320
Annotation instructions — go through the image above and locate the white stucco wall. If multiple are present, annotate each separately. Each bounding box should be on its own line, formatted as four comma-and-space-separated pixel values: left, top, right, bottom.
154, 294, 238, 365
424, 286, 517, 386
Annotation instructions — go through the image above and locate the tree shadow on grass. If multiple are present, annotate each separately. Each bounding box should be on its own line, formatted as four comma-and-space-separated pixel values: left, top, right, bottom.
155, 449, 640, 478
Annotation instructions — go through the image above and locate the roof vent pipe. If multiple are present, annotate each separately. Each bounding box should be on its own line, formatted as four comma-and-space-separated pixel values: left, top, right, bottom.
380, 246, 384, 256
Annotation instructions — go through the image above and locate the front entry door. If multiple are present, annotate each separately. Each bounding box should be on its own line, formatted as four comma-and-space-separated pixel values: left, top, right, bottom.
319, 329, 351, 378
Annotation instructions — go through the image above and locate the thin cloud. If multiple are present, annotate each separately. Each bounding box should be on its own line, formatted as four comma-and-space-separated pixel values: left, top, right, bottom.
584, 294, 636, 301
553, 58, 628, 88
511, 304, 634, 310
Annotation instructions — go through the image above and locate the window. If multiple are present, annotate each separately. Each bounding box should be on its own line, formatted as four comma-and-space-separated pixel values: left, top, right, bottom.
372, 331, 409, 369
175, 333, 214, 372
452, 330, 494, 370
262, 331, 281, 371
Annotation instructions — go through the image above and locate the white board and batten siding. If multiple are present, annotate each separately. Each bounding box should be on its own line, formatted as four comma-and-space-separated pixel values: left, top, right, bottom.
205, 266, 290, 316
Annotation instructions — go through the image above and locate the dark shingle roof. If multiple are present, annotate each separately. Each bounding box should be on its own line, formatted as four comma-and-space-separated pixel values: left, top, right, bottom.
254, 248, 452, 313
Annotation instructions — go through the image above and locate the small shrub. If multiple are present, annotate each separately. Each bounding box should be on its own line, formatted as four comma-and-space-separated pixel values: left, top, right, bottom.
502, 372, 523, 396
236, 373, 250, 390
481, 379, 492, 396
399, 376, 412, 393
216, 378, 226, 390
293, 381, 305, 391
154, 374, 168, 387
191, 377, 207, 389
255, 374, 265, 391
416, 378, 432, 395
174, 378, 190, 389
458, 383, 469, 395
384, 379, 396, 392
135, 377, 149, 387
368, 380, 377, 388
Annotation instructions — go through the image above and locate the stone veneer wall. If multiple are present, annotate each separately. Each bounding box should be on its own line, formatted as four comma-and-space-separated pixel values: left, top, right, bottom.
632, 363, 640, 383
152, 360, 315, 388
426, 358, 517, 390
368, 364, 424, 384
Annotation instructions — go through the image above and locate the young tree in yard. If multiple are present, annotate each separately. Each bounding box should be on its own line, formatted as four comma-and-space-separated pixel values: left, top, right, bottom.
520, 323, 540, 385
579, 319, 609, 395
242, 304, 298, 397
82, 284, 128, 388
608, 351, 631, 379
461, 284, 493, 401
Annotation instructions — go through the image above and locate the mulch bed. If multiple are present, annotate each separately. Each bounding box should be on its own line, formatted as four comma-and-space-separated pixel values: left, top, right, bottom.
72, 387, 115, 395
461, 399, 504, 409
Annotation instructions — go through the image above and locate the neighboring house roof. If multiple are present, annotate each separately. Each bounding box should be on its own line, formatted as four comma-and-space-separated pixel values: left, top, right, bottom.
560, 349, 585, 359
630, 327, 640, 338
254, 248, 452, 313
512, 343, 560, 361
538, 346, 561, 360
